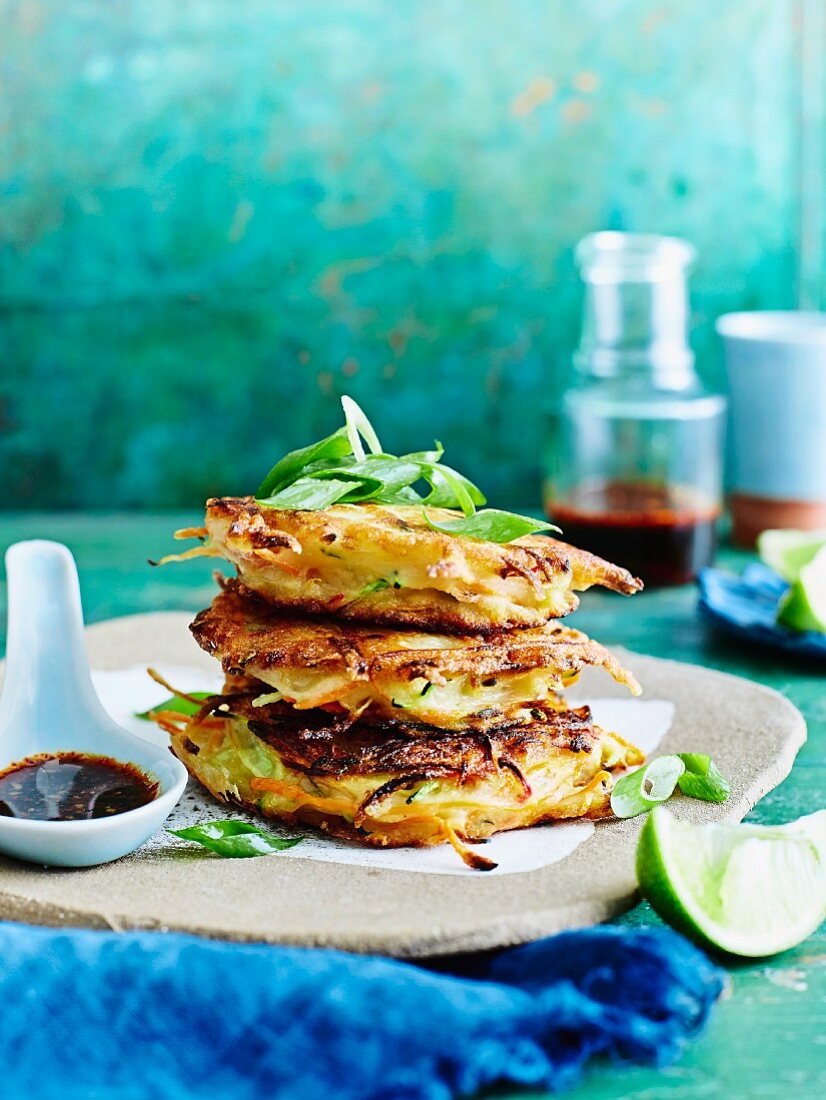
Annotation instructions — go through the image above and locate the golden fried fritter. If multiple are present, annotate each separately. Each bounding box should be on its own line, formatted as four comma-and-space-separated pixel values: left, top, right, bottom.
162, 690, 644, 870
192, 497, 642, 633
190, 580, 641, 731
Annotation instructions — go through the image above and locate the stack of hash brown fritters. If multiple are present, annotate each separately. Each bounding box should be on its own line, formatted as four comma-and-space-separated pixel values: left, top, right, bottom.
164, 497, 644, 870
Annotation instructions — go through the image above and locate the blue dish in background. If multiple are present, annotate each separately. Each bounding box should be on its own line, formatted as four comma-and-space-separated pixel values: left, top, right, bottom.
698, 563, 826, 661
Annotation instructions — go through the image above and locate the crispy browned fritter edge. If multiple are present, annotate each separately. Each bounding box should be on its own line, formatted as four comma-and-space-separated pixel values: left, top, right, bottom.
190, 578, 640, 694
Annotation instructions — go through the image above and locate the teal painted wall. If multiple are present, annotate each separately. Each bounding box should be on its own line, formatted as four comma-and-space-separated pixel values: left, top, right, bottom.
0, 0, 818, 509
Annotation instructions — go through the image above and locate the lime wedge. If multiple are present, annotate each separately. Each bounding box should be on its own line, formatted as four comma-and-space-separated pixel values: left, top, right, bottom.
776, 545, 826, 634
757, 528, 826, 583
637, 806, 826, 957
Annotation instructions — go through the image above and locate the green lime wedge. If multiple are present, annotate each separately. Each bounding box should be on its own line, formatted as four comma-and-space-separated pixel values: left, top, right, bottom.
637, 806, 826, 957
776, 545, 826, 634
757, 528, 826, 583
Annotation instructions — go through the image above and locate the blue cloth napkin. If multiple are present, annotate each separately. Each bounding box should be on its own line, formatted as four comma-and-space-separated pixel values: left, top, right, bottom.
0, 921, 722, 1100
698, 563, 826, 661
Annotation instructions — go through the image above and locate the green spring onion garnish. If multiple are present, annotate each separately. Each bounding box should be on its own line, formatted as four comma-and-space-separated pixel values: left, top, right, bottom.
611, 753, 731, 820
168, 820, 303, 858
255, 396, 559, 544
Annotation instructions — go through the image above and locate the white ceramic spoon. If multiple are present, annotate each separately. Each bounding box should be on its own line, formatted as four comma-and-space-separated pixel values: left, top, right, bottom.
0, 540, 188, 866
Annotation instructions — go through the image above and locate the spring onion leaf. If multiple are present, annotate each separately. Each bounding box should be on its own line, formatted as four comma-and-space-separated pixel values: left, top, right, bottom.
424, 508, 560, 542
611, 756, 686, 819
258, 477, 359, 510
356, 578, 391, 598
612, 753, 731, 819
319, 456, 421, 497
407, 780, 439, 804
375, 485, 421, 505
403, 445, 445, 464
135, 693, 210, 720
168, 820, 303, 858
256, 426, 351, 498
676, 753, 731, 803
254, 396, 562, 543
342, 395, 383, 460
423, 463, 482, 516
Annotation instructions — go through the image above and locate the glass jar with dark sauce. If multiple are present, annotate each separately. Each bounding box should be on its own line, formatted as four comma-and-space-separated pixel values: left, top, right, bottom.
545, 232, 726, 586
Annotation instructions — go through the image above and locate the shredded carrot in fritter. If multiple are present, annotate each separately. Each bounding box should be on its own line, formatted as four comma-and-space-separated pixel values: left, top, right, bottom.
146, 667, 209, 706
251, 548, 303, 575
443, 822, 497, 871
173, 526, 208, 541
155, 545, 224, 565
249, 777, 356, 816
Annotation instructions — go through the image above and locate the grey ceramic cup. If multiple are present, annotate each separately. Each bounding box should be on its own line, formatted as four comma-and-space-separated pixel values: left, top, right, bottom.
716, 311, 826, 545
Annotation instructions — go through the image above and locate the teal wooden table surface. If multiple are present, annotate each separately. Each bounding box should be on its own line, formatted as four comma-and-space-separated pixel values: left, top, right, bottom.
0, 514, 824, 1099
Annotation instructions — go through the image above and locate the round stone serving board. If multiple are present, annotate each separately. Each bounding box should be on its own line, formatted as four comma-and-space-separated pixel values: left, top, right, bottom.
0, 613, 807, 957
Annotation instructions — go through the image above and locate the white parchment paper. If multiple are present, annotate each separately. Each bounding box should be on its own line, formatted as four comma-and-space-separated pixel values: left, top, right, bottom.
92, 666, 674, 877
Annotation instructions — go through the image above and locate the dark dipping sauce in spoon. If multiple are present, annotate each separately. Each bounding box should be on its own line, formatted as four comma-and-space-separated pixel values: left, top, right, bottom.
0, 753, 158, 821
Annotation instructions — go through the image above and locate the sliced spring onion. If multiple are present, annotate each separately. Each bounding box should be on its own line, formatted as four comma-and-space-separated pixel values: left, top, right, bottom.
406, 781, 440, 804
168, 820, 303, 858
612, 753, 731, 819
676, 753, 731, 803
256, 426, 351, 498
423, 508, 559, 542
252, 396, 563, 544
136, 693, 210, 720
342, 395, 383, 461
611, 756, 686, 819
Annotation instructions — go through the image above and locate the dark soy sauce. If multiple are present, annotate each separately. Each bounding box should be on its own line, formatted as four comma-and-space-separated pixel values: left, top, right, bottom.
551, 480, 720, 587
0, 753, 158, 821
